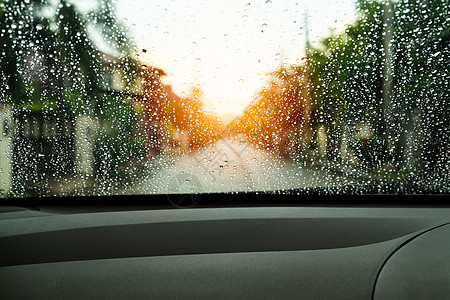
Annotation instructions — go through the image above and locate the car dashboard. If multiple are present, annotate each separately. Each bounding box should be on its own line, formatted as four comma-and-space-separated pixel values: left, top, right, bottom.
1, 199, 450, 299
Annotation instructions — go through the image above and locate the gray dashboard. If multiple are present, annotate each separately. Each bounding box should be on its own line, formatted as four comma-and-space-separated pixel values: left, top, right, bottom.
1, 206, 449, 299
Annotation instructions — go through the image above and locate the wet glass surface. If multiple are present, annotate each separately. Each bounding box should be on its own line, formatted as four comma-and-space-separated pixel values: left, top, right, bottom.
0, 0, 448, 197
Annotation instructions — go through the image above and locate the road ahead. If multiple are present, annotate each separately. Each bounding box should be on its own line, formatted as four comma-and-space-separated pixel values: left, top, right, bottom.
124, 137, 360, 195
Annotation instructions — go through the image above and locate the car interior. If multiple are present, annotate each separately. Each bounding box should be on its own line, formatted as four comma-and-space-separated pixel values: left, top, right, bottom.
1, 194, 450, 299
1, 0, 449, 298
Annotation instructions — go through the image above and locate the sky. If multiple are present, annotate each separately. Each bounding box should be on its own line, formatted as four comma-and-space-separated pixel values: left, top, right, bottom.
115, 0, 356, 116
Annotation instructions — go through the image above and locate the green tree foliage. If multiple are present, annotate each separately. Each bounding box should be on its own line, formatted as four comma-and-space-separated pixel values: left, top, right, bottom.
309, 0, 449, 168
310, 0, 385, 128
391, 0, 450, 170
0, 0, 135, 109
1, 0, 142, 181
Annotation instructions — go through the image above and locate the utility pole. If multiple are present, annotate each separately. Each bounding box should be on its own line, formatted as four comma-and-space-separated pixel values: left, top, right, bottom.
303, 9, 319, 159
382, 0, 394, 164
304, 9, 310, 59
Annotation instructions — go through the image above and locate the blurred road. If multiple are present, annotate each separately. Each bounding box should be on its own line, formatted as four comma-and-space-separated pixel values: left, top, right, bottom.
124, 137, 360, 194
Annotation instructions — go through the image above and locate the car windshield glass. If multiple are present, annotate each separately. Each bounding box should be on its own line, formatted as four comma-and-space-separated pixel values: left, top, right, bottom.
0, 0, 448, 198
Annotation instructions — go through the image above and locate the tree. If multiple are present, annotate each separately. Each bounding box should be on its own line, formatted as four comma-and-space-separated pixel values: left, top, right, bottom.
232, 65, 311, 157
308, 0, 449, 171
0, 0, 135, 110
0, 0, 138, 188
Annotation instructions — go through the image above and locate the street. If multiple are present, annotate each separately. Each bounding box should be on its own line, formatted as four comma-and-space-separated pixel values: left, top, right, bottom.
122, 137, 361, 195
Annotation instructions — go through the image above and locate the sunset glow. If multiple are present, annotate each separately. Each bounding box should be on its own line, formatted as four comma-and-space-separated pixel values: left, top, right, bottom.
116, 0, 356, 117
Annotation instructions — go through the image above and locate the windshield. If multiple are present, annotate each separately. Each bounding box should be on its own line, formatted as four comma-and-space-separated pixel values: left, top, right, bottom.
0, 0, 448, 198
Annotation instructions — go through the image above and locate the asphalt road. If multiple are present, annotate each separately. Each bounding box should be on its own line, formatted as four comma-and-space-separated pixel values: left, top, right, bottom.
124, 137, 361, 195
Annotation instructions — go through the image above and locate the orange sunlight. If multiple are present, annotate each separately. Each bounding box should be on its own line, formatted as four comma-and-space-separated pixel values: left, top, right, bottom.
116, 0, 355, 118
